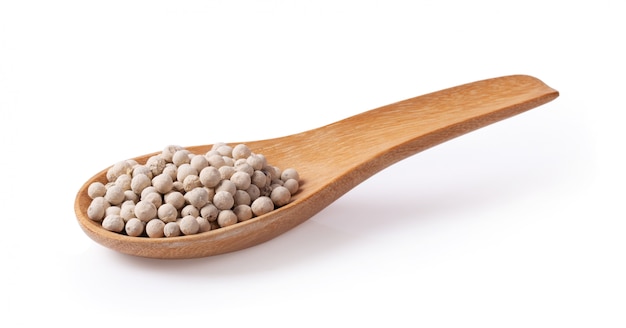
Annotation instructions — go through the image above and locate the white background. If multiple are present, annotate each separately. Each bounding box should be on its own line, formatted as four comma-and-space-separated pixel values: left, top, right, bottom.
1, 1, 624, 327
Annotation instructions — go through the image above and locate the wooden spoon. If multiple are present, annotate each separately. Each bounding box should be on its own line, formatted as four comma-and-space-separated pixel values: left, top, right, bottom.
74, 74, 559, 259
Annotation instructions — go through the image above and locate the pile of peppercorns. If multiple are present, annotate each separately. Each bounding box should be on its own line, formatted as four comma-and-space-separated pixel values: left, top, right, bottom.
86, 143, 299, 238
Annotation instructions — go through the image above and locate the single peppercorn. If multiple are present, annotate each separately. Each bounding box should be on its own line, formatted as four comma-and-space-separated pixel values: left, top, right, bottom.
146, 219, 165, 238
251, 196, 274, 216
179, 215, 200, 235
102, 214, 125, 232
157, 203, 178, 223
163, 222, 181, 237
134, 200, 157, 222
88, 181, 106, 199
199, 166, 221, 188
270, 186, 291, 207
125, 218, 144, 237
217, 210, 238, 227
87, 196, 109, 222
213, 190, 234, 210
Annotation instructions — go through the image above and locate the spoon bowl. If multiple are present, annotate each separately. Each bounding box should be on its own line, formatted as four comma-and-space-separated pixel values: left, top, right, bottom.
75, 75, 559, 259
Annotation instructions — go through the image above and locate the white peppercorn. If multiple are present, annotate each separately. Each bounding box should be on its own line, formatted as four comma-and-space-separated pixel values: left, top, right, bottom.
132, 165, 153, 179
115, 174, 132, 191
142, 191, 163, 208
200, 204, 219, 221
162, 163, 178, 181
246, 184, 261, 201
181, 204, 200, 218
179, 215, 200, 235
164, 191, 185, 210
270, 186, 291, 207
152, 173, 173, 194
164, 222, 181, 237
234, 162, 254, 176
196, 217, 212, 233
176, 163, 197, 183
217, 210, 238, 227
216, 180, 236, 196
102, 214, 125, 232
251, 196, 274, 216
232, 144, 251, 160
172, 149, 191, 166
120, 201, 136, 221
233, 189, 251, 206
213, 190, 234, 210
105, 205, 121, 217
134, 200, 157, 222
216, 144, 232, 157
184, 187, 209, 209
251, 170, 269, 189
182, 174, 202, 192
88, 181, 106, 199
124, 190, 139, 202
104, 185, 125, 206
190, 154, 209, 172
172, 181, 184, 192
130, 173, 151, 195
246, 154, 265, 170
125, 218, 144, 237
234, 158, 247, 166
233, 204, 253, 222
256, 154, 267, 167
206, 153, 225, 168
146, 219, 165, 238
157, 203, 178, 223
222, 156, 235, 167
218, 165, 235, 180
281, 168, 300, 182
215, 145, 233, 157
199, 166, 221, 188
205, 149, 219, 157
230, 171, 251, 190
283, 178, 299, 195
146, 155, 167, 176
264, 165, 280, 181
87, 196, 109, 221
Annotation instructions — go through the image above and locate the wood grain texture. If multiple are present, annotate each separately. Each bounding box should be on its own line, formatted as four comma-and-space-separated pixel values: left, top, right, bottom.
74, 74, 559, 259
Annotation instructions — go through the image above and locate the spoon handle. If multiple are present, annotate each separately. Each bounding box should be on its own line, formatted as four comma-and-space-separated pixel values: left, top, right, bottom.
267, 74, 559, 186
339, 74, 559, 155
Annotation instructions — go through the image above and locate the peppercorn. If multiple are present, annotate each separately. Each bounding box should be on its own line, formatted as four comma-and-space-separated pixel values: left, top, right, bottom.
251, 196, 274, 216
163, 222, 180, 237
146, 219, 165, 238
179, 215, 200, 235
125, 218, 144, 237
217, 210, 237, 227
102, 214, 125, 232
